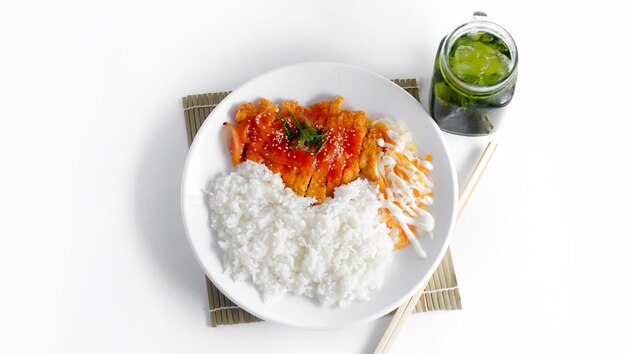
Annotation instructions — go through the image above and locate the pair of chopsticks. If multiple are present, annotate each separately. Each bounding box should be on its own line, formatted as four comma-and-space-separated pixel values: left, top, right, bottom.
374, 141, 499, 354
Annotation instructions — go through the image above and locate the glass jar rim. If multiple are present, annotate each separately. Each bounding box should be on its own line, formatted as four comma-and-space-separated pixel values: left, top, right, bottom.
440, 15, 518, 95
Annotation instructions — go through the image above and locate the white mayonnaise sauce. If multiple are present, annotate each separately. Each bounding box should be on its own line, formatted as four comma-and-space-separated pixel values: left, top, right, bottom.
376, 126, 435, 258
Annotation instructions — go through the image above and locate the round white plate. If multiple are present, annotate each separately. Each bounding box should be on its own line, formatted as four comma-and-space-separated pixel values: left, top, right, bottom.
181, 62, 458, 329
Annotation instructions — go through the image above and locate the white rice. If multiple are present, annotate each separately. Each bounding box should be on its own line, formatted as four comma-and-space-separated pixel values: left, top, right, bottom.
207, 161, 393, 306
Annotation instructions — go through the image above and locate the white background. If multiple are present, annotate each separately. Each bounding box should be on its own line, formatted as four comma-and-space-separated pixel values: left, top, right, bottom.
1, 0, 625, 353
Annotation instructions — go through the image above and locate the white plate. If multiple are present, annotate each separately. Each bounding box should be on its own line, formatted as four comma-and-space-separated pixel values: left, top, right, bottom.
181, 62, 458, 329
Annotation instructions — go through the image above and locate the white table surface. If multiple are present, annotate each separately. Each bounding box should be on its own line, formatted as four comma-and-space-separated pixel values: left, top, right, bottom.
2, 0, 626, 353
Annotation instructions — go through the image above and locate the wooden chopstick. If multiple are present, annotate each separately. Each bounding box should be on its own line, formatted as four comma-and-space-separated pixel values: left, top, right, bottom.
457, 142, 498, 220
373, 141, 499, 354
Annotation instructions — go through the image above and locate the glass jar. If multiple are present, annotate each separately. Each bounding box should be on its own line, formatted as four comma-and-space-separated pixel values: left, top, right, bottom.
429, 12, 518, 136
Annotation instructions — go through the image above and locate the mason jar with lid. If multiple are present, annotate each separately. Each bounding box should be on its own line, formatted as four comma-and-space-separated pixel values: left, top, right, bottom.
429, 12, 518, 136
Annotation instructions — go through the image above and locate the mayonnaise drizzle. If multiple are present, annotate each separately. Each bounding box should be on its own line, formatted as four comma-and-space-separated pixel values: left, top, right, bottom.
376, 126, 435, 257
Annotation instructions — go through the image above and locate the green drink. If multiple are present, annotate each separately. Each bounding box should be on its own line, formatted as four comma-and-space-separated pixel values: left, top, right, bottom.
430, 13, 518, 136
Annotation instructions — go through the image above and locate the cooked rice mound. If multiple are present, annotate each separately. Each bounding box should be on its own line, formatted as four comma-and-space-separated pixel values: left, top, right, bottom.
207, 161, 393, 306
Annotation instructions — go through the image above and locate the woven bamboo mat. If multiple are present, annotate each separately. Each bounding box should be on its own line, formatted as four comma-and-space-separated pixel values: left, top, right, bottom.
182, 79, 462, 327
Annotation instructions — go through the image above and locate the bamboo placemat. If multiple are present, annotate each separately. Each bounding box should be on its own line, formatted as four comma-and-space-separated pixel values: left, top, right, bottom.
182, 79, 462, 327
